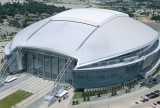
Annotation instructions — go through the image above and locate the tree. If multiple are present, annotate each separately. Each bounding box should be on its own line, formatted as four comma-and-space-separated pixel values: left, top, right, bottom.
72, 101, 75, 105
1, 59, 3, 63
1, 15, 7, 19
83, 97, 86, 101
76, 100, 79, 104
22, 21, 29, 28
147, 83, 152, 88
98, 93, 101, 97
115, 91, 117, 95
87, 96, 90, 101
0, 19, 3, 23
125, 89, 127, 93
128, 89, 130, 93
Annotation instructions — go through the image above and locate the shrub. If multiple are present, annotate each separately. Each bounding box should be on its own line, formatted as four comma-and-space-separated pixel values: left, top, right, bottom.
115, 91, 117, 95
111, 91, 114, 96
147, 83, 152, 88
87, 96, 90, 101
98, 93, 101, 97
83, 97, 86, 101
125, 89, 127, 93
76, 100, 78, 104
72, 101, 75, 105
128, 89, 130, 93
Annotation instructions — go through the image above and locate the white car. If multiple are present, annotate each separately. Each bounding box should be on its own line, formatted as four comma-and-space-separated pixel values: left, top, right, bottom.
151, 103, 157, 108
5, 76, 17, 83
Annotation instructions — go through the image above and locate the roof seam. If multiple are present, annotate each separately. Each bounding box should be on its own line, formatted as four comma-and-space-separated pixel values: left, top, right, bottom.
26, 19, 52, 42
51, 20, 97, 27
76, 26, 99, 51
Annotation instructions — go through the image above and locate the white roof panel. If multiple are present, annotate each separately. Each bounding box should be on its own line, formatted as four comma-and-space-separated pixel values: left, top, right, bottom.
51, 8, 128, 27
4, 8, 159, 67
23, 21, 96, 56
76, 17, 159, 67
4, 41, 11, 55
10, 17, 51, 50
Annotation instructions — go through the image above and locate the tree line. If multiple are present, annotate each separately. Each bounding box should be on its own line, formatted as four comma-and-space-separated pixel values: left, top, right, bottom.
0, 1, 69, 23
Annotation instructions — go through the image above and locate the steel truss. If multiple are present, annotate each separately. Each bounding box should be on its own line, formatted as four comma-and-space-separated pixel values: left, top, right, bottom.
42, 57, 74, 107
50, 57, 74, 96
0, 47, 22, 83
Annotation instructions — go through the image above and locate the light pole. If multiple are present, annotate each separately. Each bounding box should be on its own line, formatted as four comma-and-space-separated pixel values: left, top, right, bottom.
108, 91, 110, 108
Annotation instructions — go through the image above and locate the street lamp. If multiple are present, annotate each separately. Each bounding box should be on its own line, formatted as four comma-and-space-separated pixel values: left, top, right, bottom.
108, 91, 110, 108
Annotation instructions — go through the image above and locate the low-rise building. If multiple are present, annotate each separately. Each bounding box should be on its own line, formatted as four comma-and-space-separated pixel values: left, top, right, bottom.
14, 14, 24, 20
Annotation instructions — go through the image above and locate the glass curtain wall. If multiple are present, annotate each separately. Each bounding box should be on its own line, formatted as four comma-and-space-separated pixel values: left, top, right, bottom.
25, 49, 70, 81
51, 57, 58, 80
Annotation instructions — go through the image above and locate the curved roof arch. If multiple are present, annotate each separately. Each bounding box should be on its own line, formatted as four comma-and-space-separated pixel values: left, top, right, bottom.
5, 8, 159, 67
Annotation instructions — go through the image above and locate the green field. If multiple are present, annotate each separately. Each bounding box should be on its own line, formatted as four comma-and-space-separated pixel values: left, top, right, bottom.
73, 92, 97, 99
0, 90, 33, 108
73, 92, 83, 99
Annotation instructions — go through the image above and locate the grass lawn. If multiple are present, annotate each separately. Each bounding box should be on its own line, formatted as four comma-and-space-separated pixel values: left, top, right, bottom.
73, 92, 83, 99
0, 90, 33, 108
73, 91, 105, 99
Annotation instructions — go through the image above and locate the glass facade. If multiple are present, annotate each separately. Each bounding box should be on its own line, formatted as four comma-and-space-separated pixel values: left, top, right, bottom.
79, 40, 159, 69
73, 62, 143, 89
73, 45, 160, 89
6, 39, 160, 90
23, 49, 69, 81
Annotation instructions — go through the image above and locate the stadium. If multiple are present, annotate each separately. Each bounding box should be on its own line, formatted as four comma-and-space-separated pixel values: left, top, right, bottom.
3, 8, 160, 90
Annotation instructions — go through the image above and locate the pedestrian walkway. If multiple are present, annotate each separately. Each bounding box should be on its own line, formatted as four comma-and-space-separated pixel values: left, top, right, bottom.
0, 73, 55, 108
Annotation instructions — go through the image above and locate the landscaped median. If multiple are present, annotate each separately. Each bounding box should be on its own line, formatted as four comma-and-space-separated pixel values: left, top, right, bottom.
0, 90, 33, 108
71, 79, 143, 105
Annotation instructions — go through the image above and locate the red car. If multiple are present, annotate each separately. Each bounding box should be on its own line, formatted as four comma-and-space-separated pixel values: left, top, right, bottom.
153, 103, 157, 106
156, 93, 160, 96
143, 99, 148, 102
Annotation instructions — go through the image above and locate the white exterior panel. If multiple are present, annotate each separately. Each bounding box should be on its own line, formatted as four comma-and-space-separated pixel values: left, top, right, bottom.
10, 17, 51, 51
4, 8, 159, 68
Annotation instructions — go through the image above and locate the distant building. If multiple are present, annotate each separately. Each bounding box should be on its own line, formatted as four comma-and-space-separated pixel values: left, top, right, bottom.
7, 16, 14, 22
14, 14, 24, 20
112, 3, 136, 7
147, 0, 160, 7
28, 14, 38, 17
122, 0, 132, 2
90, 0, 132, 3
41, 13, 50, 16
90, 0, 121, 4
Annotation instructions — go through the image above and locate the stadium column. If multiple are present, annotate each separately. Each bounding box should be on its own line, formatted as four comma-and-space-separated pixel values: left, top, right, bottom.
51, 56, 52, 80
32, 52, 33, 75
50, 56, 52, 80
43, 53, 45, 79
37, 52, 39, 77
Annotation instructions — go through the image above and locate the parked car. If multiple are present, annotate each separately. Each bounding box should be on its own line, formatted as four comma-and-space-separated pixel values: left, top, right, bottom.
135, 102, 139, 104
146, 94, 151, 97
156, 93, 160, 96
151, 103, 157, 108
157, 101, 160, 104
153, 82, 157, 84
151, 92, 156, 95
153, 103, 157, 106
4, 76, 17, 83
153, 78, 157, 82
155, 90, 159, 93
